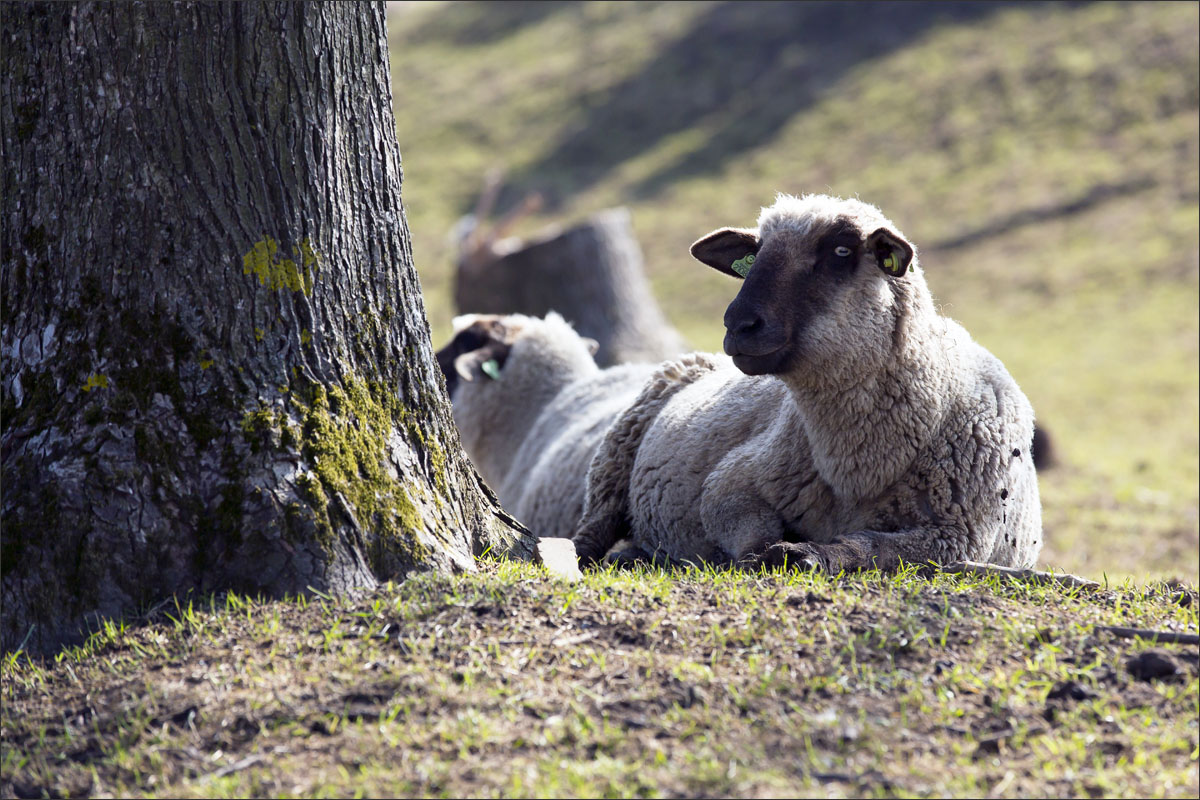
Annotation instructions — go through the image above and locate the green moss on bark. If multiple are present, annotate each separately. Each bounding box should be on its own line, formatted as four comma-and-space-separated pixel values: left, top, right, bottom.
241, 236, 319, 296
396, 405, 450, 501
293, 377, 432, 567
230, 373, 443, 570
240, 404, 277, 453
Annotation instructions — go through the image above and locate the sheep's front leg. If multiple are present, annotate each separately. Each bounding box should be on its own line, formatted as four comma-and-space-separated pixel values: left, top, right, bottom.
748, 527, 959, 572
750, 534, 1094, 590
573, 484, 630, 566
604, 543, 652, 569
573, 353, 721, 566
745, 541, 825, 570
572, 396, 657, 565
701, 489, 787, 563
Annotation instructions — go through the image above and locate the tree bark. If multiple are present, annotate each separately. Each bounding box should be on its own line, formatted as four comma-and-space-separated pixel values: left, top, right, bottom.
1, 1, 530, 656
454, 207, 686, 367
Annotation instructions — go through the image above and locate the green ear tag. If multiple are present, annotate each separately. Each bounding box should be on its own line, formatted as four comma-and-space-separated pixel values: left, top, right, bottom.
730, 253, 755, 278
882, 254, 898, 274
481, 359, 501, 380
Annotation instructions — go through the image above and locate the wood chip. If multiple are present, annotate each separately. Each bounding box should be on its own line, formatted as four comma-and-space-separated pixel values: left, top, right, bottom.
535, 537, 582, 582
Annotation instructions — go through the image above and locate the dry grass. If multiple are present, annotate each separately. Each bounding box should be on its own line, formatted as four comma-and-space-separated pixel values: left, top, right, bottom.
3, 562, 1197, 798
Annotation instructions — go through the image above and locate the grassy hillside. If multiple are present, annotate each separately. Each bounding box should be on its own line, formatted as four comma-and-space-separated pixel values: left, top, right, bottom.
3, 5, 1196, 799
388, 0, 1199, 580
3, 564, 1197, 798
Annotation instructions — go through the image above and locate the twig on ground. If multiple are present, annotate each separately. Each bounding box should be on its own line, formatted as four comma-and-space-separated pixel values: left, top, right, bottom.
941, 561, 1099, 590
551, 631, 599, 648
209, 755, 264, 780
1094, 626, 1200, 646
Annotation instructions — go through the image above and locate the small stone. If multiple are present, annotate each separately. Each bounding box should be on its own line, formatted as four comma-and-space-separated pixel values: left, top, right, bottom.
1125, 650, 1180, 682
973, 734, 1006, 758
1046, 680, 1098, 704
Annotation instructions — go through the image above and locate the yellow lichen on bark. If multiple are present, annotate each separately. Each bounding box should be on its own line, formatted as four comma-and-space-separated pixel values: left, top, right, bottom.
81, 374, 109, 392
242, 236, 319, 296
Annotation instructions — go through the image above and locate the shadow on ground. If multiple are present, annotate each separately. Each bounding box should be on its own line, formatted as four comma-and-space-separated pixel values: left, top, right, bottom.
395, 0, 568, 46
499, 1, 1027, 209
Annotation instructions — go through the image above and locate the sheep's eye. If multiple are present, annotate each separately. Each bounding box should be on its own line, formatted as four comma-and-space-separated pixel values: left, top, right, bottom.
834, 246, 853, 258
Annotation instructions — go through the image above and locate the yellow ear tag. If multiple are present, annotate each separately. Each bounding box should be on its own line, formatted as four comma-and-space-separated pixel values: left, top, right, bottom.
481, 359, 501, 380
731, 253, 755, 278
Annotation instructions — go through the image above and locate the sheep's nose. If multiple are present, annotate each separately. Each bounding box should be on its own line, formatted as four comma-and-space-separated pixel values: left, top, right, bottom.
732, 317, 762, 335
724, 307, 764, 337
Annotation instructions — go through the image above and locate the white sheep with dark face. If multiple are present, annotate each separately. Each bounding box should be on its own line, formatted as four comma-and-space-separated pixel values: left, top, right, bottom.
573, 193, 1042, 571
436, 312, 656, 541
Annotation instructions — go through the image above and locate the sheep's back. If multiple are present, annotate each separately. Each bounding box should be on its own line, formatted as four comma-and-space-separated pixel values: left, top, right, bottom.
503, 363, 658, 538
627, 365, 787, 559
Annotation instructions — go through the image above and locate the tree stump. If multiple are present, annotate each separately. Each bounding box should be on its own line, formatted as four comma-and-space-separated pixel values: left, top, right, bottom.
454, 208, 686, 366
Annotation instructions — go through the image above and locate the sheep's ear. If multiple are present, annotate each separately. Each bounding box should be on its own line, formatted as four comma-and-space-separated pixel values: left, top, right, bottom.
453, 341, 510, 382
582, 337, 600, 356
436, 318, 512, 394
689, 227, 760, 280
450, 313, 482, 333
867, 227, 914, 278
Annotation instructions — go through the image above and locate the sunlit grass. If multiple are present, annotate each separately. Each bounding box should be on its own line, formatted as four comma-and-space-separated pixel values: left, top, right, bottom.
389, 1, 1198, 580
3, 563, 1196, 798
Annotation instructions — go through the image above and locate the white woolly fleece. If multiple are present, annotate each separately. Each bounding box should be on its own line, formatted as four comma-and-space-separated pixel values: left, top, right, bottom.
574, 195, 1041, 570
449, 312, 656, 540
758, 193, 906, 247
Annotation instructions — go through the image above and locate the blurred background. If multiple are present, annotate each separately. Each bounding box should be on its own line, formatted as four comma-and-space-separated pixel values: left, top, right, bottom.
384, 1, 1199, 581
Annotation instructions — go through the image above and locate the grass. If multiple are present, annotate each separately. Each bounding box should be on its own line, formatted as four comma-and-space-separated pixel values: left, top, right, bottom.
2, 561, 1197, 798
3, 3, 1197, 798
388, 0, 1199, 581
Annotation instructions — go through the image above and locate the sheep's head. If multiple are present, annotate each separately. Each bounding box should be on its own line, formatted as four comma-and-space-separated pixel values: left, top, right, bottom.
434, 313, 599, 399
690, 194, 916, 376
435, 315, 519, 398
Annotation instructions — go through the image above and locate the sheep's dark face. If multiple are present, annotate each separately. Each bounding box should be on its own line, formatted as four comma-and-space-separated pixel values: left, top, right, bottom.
692, 215, 913, 376
435, 312, 599, 401
434, 315, 515, 398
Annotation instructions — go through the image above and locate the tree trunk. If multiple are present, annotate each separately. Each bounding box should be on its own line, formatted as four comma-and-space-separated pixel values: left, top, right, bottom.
454, 208, 686, 367
1, 1, 531, 657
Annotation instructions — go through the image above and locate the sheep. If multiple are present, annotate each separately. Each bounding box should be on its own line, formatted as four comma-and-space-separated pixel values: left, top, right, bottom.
572, 193, 1042, 572
436, 312, 656, 540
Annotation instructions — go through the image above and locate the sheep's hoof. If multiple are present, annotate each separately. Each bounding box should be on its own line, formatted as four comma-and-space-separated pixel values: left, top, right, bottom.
751, 542, 825, 571
571, 536, 606, 567
604, 546, 651, 570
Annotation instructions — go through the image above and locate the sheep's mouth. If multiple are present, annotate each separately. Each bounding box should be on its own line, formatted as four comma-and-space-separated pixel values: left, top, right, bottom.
732, 351, 792, 376
727, 339, 792, 375
725, 330, 792, 372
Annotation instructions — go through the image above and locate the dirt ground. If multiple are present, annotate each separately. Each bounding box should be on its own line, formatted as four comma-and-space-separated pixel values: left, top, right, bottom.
3, 562, 1196, 798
